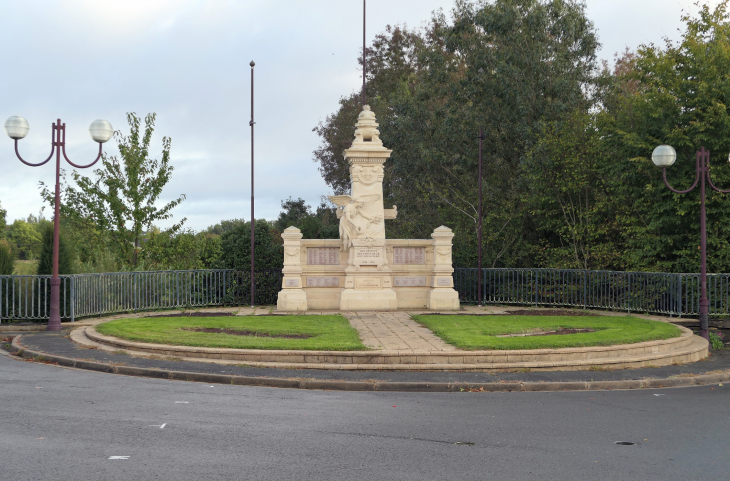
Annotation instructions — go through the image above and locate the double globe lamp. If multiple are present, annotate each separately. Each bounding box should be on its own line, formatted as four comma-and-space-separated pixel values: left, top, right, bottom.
651, 144, 730, 344
4, 116, 113, 331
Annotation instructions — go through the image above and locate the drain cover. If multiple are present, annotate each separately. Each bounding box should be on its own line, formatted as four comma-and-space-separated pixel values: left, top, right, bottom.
614, 441, 636, 446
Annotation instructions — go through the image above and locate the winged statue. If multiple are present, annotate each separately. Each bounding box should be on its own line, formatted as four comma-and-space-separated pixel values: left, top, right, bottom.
328, 194, 382, 250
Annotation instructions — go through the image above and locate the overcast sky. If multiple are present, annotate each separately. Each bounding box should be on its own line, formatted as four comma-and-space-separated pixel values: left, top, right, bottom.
0, 0, 724, 231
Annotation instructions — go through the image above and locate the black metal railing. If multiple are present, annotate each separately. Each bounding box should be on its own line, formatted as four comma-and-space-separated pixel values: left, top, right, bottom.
454, 268, 730, 317
0, 269, 283, 323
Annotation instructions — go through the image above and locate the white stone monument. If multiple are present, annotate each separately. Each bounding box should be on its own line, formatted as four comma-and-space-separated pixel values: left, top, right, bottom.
276, 106, 460, 311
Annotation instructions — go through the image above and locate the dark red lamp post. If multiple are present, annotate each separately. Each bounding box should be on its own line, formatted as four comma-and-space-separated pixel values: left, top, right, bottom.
4, 116, 113, 331
651, 145, 730, 344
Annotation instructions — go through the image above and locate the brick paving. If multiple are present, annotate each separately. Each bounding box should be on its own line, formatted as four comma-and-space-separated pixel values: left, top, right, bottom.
343, 311, 457, 352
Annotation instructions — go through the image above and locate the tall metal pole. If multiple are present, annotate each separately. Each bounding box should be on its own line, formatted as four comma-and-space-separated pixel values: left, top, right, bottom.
699, 148, 709, 339
362, 0, 366, 106
477, 130, 484, 306
49, 121, 62, 330
250, 60, 255, 308
8, 117, 107, 330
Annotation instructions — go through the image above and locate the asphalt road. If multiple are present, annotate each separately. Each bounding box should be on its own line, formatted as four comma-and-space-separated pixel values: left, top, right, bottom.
1, 353, 729, 480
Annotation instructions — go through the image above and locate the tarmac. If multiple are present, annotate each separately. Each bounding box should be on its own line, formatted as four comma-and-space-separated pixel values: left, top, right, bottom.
1, 306, 729, 392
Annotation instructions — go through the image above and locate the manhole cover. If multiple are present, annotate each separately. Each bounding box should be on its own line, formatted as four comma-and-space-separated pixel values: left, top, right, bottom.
614, 441, 636, 446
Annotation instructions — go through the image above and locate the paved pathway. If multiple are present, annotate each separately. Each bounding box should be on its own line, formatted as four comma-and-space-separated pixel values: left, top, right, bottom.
343, 311, 456, 351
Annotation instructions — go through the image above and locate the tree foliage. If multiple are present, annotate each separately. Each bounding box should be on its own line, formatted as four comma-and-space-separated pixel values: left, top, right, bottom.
273, 197, 339, 240
43, 113, 186, 268
219, 220, 283, 271
597, 1, 730, 272
315, 0, 599, 268
0, 240, 15, 275
37, 224, 74, 275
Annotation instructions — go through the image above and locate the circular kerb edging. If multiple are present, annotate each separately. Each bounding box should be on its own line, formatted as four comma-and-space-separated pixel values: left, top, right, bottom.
6, 335, 729, 393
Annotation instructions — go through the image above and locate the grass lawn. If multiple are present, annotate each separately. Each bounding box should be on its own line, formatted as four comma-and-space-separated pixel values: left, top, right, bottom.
95, 315, 367, 351
413, 315, 682, 350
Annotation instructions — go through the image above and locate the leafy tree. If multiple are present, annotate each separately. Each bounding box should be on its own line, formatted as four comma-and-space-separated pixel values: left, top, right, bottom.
219, 220, 283, 271
43, 113, 186, 268
7, 219, 43, 260
142, 229, 222, 270
598, 1, 730, 272
37, 224, 74, 275
523, 109, 624, 269
314, 0, 600, 268
274, 197, 339, 239
0, 201, 7, 240
205, 219, 246, 236
0, 240, 15, 275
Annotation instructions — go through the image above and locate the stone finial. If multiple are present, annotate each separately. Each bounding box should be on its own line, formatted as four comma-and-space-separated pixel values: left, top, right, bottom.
352, 105, 383, 147
281, 226, 303, 241
431, 225, 454, 240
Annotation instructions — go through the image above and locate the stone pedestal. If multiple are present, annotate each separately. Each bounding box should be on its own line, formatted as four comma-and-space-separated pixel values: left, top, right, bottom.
340, 238, 397, 310
276, 227, 308, 311
427, 226, 460, 310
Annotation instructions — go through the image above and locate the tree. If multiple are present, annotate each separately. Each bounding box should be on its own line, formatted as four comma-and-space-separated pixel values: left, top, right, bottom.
273, 197, 339, 239
598, 1, 730, 272
142, 229, 222, 270
523, 109, 624, 270
314, 0, 600, 268
219, 220, 283, 271
0, 201, 7, 240
0, 240, 14, 275
205, 218, 246, 236
37, 224, 74, 275
43, 112, 186, 268
7, 219, 42, 260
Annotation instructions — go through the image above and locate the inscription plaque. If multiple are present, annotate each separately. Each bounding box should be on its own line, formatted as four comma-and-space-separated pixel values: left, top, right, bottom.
356, 277, 382, 288
307, 276, 339, 287
307, 247, 339, 265
436, 277, 452, 286
285, 278, 299, 287
394, 276, 426, 287
354, 247, 382, 265
393, 247, 426, 265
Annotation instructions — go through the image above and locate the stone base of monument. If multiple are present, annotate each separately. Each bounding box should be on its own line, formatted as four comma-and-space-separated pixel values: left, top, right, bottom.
276, 289, 308, 311
427, 288, 460, 310
339, 287, 397, 310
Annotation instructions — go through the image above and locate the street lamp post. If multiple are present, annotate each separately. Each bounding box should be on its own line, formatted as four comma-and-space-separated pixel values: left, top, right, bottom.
4, 116, 113, 331
651, 145, 730, 343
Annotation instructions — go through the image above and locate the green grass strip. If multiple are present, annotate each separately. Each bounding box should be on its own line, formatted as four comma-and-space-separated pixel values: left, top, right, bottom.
96, 315, 367, 351
412, 315, 682, 350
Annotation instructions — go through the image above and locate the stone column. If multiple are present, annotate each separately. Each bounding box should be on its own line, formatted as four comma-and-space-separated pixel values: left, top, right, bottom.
276, 226, 308, 311
427, 226, 460, 310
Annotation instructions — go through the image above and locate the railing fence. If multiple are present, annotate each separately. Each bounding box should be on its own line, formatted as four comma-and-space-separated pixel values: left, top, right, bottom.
453, 268, 730, 317
2, 267, 728, 322
0, 269, 283, 323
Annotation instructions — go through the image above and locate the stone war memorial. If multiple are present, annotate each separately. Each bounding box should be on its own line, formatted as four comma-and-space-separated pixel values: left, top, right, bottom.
277, 105, 460, 311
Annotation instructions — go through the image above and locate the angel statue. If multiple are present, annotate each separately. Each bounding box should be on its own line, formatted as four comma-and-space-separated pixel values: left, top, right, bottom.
328, 194, 382, 251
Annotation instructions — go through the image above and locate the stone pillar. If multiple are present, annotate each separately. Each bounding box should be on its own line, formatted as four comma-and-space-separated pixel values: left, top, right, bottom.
427, 226, 460, 310
276, 226, 308, 311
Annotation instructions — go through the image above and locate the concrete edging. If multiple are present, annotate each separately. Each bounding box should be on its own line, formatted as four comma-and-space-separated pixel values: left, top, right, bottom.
6, 335, 727, 392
